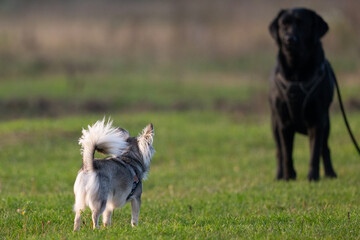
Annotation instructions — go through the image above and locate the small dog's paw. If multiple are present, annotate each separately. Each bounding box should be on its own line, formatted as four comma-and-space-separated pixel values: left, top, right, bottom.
131, 221, 138, 227
73, 222, 81, 232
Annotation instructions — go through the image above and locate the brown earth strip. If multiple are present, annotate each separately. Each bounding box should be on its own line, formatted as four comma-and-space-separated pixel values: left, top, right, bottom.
0, 96, 358, 120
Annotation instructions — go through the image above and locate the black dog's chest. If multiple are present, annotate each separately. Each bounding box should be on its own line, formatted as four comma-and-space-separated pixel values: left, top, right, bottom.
274, 78, 324, 131
276, 85, 308, 128
287, 84, 306, 109
276, 79, 311, 120
273, 63, 328, 128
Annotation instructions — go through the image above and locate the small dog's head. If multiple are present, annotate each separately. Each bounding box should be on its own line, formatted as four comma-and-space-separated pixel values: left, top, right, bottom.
269, 8, 328, 54
120, 124, 155, 172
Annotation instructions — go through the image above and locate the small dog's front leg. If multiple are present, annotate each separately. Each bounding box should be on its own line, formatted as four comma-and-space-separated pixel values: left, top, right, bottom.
73, 212, 81, 231
102, 209, 112, 227
92, 211, 101, 229
131, 197, 141, 227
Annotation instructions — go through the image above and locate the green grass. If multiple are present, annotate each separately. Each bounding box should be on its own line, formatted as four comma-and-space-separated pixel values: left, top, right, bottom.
0, 112, 359, 239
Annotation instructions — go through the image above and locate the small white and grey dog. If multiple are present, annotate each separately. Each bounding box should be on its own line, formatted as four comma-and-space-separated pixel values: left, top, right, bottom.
73, 118, 155, 231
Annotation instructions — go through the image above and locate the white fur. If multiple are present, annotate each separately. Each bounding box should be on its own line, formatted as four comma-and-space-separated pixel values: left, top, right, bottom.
79, 118, 129, 171
73, 171, 99, 212
137, 125, 155, 170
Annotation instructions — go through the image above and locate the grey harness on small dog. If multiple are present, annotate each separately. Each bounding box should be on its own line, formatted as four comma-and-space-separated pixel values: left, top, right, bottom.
126, 176, 139, 201
275, 61, 328, 121
111, 156, 142, 201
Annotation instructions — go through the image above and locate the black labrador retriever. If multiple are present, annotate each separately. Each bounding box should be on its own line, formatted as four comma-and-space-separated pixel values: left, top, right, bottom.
269, 8, 338, 181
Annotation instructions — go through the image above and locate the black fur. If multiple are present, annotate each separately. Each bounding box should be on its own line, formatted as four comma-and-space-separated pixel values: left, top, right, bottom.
269, 8, 337, 181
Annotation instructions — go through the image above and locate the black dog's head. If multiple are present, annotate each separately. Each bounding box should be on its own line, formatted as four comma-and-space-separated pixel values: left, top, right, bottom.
269, 8, 328, 54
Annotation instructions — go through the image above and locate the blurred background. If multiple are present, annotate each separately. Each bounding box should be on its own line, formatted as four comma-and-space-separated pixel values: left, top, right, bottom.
0, 0, 359, 119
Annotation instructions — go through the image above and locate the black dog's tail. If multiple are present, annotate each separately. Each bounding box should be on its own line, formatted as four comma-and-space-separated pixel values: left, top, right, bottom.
333, 72, 360, 154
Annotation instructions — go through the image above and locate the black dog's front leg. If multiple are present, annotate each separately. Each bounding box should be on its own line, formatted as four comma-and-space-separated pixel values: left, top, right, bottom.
322, 118, 337, 178
278, 126, 296, 180
308, 126, 325, 181
272, 117, 284, 180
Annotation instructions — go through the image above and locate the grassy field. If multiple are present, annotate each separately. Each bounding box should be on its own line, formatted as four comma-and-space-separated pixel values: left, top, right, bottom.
1, 1, 360, 239
0, 51, 359, 240
0, 111, 359, 239
0, 50, 360, 240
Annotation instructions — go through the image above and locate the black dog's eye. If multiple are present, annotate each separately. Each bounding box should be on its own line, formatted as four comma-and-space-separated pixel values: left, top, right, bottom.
281, 18, 291, 28
280, 22, 288, 29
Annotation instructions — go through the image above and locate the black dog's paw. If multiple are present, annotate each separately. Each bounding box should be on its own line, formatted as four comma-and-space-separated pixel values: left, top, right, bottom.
289, 169, 297, 180
277, 170, 297, 181
284, 169, 297, 181
325, 170, 337, 178
307, 170, 320, 181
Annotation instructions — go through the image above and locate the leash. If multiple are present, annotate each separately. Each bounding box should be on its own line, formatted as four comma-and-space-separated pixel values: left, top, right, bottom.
331, 66, 360, 154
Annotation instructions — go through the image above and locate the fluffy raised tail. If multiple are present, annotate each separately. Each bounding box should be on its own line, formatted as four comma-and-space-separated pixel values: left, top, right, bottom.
79, 118, 129, 171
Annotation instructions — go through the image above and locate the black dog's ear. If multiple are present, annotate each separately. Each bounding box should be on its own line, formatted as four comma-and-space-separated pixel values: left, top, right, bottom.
269, 9, 285, 44
313, 11, 329, 39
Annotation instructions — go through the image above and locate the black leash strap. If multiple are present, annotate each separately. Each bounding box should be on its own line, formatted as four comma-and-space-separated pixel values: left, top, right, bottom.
333, 72, 360, 154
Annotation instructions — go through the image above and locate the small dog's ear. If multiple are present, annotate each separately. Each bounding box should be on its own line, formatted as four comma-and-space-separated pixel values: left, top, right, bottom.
269, 9, 285, 44
138, 124, 155, 166
312, 11, 329, 39
139, 123, 154, 144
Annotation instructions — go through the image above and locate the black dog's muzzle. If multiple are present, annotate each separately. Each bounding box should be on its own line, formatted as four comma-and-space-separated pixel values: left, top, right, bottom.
284, 35, 297, 45
283, 34, 299, 51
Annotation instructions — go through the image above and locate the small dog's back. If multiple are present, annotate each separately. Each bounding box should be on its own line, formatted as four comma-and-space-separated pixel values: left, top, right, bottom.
73, 119, 155, 231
